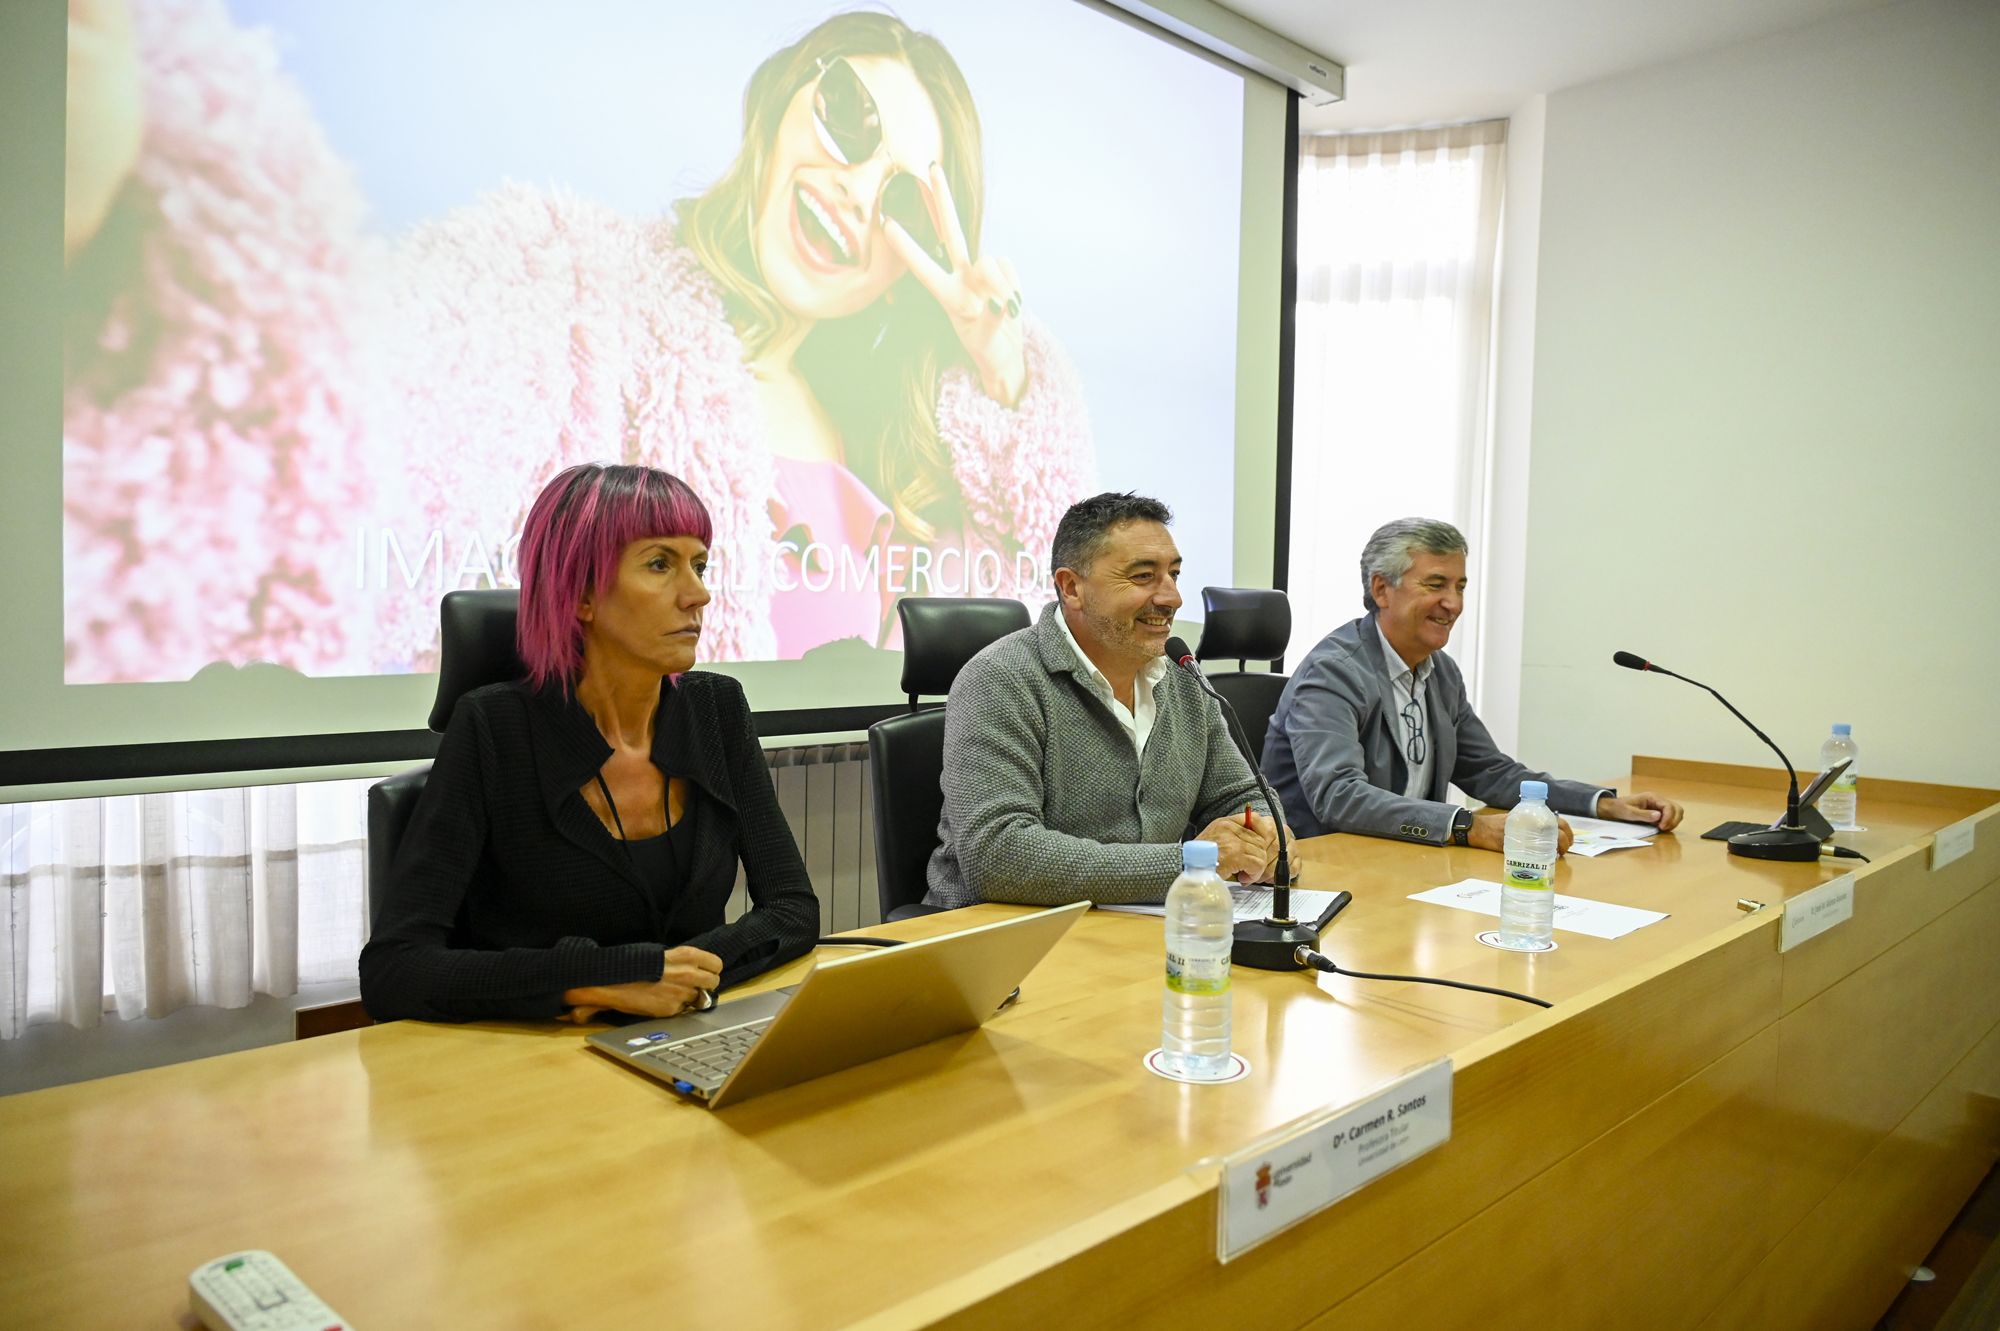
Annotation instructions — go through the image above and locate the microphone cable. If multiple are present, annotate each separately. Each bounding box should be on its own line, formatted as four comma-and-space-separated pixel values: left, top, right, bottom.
1294, 945, 1553, 1009
1822, 845, 1871, 864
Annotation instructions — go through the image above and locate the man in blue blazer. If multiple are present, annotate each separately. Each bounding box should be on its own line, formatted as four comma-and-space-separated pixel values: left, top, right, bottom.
1263, 518, 1683, 852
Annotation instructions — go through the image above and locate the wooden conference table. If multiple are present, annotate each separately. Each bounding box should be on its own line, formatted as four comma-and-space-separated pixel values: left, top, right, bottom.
1, 757, 1995, 1329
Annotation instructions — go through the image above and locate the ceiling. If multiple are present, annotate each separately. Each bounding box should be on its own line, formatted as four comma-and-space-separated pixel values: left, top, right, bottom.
1221, 0, 1903, 133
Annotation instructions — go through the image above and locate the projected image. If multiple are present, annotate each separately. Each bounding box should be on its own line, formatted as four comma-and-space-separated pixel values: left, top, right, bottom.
62, 0, 1243, 683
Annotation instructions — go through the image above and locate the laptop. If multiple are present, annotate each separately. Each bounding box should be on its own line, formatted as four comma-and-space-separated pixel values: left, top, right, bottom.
587, 901, 1087, 1108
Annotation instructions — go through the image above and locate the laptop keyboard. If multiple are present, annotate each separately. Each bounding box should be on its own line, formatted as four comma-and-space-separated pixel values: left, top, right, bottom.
637, 1020, 773, 1092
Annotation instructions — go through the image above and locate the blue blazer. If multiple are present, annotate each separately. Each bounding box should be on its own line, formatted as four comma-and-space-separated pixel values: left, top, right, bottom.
1262, 615, 1604, 842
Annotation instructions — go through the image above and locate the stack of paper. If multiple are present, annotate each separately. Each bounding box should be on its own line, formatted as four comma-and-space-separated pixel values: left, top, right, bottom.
1564, 814, 1661, 858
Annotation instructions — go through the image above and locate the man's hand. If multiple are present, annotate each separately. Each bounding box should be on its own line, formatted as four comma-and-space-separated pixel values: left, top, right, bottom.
1599, 792, 1684, 832
1195, 814, 1276, 882
560, 945, 723, 1024
1467, 811, 1575, 855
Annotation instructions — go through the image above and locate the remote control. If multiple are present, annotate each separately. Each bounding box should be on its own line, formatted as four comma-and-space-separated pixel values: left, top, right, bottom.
188, 1250, 349, 1331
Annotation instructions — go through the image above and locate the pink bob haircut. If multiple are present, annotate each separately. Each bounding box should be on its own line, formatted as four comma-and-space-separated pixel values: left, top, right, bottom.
516, 463, 715, 691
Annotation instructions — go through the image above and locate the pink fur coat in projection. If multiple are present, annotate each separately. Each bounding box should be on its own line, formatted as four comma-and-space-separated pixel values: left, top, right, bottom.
62, 0, 1095, 684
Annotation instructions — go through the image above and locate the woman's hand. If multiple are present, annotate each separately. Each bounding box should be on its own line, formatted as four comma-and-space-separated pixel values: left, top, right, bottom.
560, 945, 723, 1024
881, 163, 1028, 408
66, 0, 144, 264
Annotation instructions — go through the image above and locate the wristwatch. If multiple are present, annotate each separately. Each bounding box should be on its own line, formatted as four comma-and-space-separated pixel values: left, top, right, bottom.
1449, 807, 1473, 847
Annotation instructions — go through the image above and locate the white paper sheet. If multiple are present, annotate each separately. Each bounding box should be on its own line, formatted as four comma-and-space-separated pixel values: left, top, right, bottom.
1563, 814, 1662, 857
1565, 835, 1653, 858
1566, 814, 1660, 840
1407, 879, 1667, 940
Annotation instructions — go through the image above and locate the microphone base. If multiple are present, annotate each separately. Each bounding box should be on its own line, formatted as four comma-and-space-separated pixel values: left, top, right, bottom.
1727, 826, 1823, 862
1233, 917, 1319, 971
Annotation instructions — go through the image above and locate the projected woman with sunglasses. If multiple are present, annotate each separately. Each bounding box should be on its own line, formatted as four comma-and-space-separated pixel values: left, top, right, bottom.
60, 4, 1095, 682
672, 15, 1088, 657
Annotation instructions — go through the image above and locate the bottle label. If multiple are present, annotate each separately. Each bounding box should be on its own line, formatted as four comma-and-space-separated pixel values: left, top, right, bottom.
1166, 949, 1231, 996
1503, 858, 1551, 891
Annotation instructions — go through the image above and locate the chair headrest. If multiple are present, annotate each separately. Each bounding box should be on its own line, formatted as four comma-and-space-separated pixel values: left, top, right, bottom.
898, 597, 1031, 700
429, 589, 525, 732
1195, 587, 1291, 663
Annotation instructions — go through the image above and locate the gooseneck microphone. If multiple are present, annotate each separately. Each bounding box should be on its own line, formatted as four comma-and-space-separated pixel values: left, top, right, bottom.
1165, 637, 1316, 970
1612, 651, 1821, 862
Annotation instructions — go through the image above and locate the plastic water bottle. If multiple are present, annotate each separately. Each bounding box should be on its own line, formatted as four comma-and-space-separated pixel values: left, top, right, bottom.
1820, 724, 1860, 830
1162, 839, 1233, 1079
1500, 781, 1558, 948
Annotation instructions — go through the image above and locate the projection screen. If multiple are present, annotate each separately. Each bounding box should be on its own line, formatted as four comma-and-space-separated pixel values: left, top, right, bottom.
0, 0, 1288, 794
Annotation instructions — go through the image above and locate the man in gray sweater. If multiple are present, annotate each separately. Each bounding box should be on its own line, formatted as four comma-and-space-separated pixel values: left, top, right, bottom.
924, 494, 1285, 910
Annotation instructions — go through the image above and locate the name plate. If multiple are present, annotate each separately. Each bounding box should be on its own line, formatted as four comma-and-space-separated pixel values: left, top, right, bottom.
1779, 873, 1855, 952
1217, 1059, 1452, 1261
1931, 818, 1976, 871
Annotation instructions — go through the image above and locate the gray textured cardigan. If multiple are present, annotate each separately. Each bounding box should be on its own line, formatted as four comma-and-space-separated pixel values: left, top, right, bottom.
924, 603, 1278, 909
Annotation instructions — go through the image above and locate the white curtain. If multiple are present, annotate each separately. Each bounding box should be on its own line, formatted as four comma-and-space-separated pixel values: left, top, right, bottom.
0, 780, 371, 1038
1288, 122, 1508, 697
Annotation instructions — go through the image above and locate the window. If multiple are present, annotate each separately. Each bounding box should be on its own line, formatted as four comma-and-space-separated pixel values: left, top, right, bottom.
0, 780, 370, 1037
1287, 121, 1507, 694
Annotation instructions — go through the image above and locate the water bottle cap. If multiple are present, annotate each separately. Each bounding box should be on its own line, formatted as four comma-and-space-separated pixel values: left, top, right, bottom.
1520, 780, 1549, 802
1181, 839, 1219, 870
1832, 723, 1851, 736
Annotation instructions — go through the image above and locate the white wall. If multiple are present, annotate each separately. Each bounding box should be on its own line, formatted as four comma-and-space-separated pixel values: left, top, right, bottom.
1517, 0, 2000, 790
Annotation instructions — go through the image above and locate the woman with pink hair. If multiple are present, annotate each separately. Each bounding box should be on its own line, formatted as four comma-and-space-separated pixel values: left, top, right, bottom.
62, 2, 1096, 682
360, 464, 819, 1024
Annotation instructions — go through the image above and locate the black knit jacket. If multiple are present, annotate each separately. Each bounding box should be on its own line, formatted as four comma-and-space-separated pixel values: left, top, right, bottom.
359, 672, 820, 1022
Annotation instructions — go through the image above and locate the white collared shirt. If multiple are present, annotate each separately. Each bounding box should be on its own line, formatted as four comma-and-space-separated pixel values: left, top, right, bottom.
1373, 620, 1612, 817
1376, 619, 1438, 801
1055, 610, 1169, 758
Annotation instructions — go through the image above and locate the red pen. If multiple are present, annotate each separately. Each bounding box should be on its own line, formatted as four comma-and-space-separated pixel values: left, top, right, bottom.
1244, 803, 1255, 829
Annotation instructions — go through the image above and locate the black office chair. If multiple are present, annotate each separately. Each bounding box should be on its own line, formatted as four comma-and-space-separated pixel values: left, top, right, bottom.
1194, 587, 1293, 763
867, 597, 1031, 922
365, 589, 525, 928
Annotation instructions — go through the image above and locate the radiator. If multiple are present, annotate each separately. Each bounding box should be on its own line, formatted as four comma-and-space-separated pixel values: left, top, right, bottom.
734, 743, 882, 933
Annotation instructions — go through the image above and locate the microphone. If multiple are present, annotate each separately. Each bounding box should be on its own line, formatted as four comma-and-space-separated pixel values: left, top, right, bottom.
1165, 636, 1314, 970
1611, 650, 1821, 862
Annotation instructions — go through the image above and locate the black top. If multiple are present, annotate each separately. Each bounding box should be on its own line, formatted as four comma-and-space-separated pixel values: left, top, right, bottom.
620, 828, 681, 893
359, 672, 820, 1023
